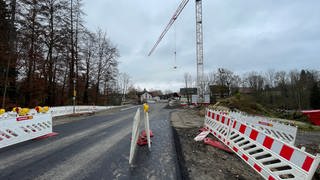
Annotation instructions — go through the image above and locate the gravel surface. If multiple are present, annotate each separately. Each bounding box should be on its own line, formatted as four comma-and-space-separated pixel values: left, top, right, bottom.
296, 131, 320, 180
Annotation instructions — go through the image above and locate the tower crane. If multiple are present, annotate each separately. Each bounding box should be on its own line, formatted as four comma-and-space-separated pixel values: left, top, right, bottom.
148, 0, 204, 99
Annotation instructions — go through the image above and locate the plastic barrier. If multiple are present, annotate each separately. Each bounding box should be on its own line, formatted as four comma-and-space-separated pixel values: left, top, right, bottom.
129, 108, 151, 164
203, 109, 320, 180
204, 110, 232, 144
50, 106, 113, 117
0, 113, 52, 149
194, 130, 210, 141
216, 110, 298, 145
129, 108, 141, 164
302, 110, 320, 126
0, 105, 112, 149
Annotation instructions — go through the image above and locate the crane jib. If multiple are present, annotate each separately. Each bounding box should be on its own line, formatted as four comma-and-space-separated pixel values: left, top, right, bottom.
148, 0, 204, 98
147, 0, 190, 56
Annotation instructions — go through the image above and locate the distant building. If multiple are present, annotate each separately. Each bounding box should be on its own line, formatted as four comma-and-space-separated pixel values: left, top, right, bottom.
140, 91, 153, 103
153, 96, 160, 102
138, 89, 164, 103
209, 85, 229, 99
180, 88, 197, 104
180, 88, 197, 96
165, 92, 180, 100
149, 90, 162, 97
238, 87, 255, 94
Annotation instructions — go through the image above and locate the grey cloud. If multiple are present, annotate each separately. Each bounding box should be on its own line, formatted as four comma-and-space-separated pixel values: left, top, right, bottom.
83, 0, 320, 91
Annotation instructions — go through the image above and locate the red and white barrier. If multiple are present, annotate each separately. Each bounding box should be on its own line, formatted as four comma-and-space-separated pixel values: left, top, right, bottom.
0, 105, 113, 149
129, 108, 152, 164
0, 113, 53, 149
50, 106, 114, 117
217, 110, 298, 145
203, 109, 320, 180
194, 130, 210, 141
204, 110, 232, 144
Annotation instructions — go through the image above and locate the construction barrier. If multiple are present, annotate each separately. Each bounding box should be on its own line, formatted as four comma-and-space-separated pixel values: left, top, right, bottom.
0, 105, 113, 149
129, 108, 151, 164
129, 108, 141, 164
216, 110, 297, 145
50, 106, 113, 117
0, 113, 53, 149
203, 109, 320, 180
302, 110, 320, 126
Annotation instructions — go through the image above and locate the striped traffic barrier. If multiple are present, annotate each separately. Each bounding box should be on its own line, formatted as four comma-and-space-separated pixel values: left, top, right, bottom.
203, 109, 320, 180
50, 106, 112, 117
0, 105, 113, 149
129, 108, 152, 164
204, 110, 232, 144
216, 110, 298, 145
229, 118, 320, 180
0, 113, 53, 149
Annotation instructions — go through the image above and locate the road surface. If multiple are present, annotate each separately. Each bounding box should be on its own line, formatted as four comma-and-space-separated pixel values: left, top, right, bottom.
0, 103, 181, 180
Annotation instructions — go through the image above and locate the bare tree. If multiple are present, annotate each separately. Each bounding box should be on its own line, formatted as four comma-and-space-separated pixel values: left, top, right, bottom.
81, 30, 95, 104
244, 71, 265, 92
1, 0, 16, 108
214, 68, 235, 96
90, 28, 119, 104
265, 69, 276, 88
118, 73, 130, 104
289, 70, 301, 109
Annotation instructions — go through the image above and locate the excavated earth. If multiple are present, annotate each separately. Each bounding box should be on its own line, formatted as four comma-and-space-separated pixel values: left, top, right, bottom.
170, 107, 320, 180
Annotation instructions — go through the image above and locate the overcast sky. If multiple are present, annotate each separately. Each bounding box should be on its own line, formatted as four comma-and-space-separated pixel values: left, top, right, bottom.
83, 0, 320, 92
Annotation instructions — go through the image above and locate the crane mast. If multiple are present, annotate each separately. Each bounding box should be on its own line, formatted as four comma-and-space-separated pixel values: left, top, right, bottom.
195, 0, 204, 98
148, 0, 204, 98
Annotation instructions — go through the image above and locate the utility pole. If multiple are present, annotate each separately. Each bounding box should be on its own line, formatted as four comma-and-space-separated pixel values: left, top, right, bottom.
73, 77, 76, 114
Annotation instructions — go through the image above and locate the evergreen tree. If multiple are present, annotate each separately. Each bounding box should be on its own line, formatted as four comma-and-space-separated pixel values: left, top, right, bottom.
310, 82, 320, 109
0, 0, 16, 108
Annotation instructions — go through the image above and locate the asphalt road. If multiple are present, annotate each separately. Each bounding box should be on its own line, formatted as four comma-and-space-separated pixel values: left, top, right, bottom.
0, 103, 181, 180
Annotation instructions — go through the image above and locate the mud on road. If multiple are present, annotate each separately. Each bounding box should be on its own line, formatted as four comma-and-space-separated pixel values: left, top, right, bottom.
170, 108, 320, 180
